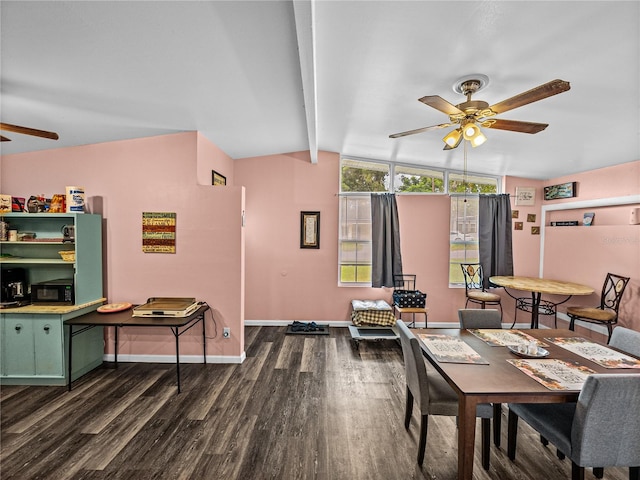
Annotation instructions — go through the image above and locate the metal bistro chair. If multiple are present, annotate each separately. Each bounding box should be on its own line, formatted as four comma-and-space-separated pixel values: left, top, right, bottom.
396, 320, 493, 469
567, 273, 630, 342
460, 263, 502, 319
393, 274, 428, 328
507, 374, 640, 480
458, 308, 504, 447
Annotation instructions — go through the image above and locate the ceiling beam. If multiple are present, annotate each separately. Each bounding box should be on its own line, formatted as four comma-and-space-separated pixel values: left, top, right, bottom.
293, 0, 318, 164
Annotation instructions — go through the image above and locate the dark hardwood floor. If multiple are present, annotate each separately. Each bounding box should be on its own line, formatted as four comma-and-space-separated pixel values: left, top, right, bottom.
1, 326, 628, 479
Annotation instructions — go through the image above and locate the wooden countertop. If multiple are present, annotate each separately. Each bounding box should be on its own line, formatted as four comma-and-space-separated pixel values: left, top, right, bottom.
0, 298, 106, 314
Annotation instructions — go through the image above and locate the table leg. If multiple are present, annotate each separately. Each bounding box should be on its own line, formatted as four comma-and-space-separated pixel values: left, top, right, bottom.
458, 395, 478, 480
530, 292, 542, 329
114, 326, 119, 367
174, 327, 181, 394
202, 315, 207, 364
67, 325, 73, 391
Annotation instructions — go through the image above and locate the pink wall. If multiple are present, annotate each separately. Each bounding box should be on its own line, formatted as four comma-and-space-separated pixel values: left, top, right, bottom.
3, 133, 638, 360
1, 133, 245, 360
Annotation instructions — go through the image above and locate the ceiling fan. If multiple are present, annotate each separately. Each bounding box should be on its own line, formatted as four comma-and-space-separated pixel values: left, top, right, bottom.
389, 75, 570, 149
0, 122, 59, 142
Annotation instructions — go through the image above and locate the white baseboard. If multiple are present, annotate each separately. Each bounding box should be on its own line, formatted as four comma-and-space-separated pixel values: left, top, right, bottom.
102, 352, 246, 364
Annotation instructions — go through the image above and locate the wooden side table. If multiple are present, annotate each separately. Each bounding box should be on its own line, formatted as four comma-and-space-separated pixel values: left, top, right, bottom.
394, 305, 428, 328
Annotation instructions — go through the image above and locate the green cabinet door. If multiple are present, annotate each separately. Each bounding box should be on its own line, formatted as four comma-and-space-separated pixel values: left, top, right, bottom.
2, 317, 35, 376
34, 317, 64, 376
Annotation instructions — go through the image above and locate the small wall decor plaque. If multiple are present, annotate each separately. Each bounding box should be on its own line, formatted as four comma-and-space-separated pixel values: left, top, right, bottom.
527, 214, 536, 223
544, 181, 577, 200
514, 222, 523, 231
212, 170, 227, 186
300, 211, 320, 249
515, 187, 536, 206
142, 212, 176, 253
512, 210, 519, 219
531, 226, 540, 235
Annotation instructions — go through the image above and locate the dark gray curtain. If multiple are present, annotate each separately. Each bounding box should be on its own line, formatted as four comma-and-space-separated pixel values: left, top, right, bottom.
479, 194, 513, 288
371, 193, 403, 287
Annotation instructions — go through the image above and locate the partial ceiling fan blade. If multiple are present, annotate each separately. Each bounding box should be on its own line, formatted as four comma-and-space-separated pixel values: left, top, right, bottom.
0, 122, 59, 140
419, 96, 464, 116
484, 119, 549, 134
1, 135, 11, 142
389, 122, 454, 139
488, 79, 570, 115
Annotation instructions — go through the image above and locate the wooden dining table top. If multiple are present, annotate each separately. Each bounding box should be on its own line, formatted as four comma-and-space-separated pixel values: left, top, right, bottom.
490, 275, 595, 296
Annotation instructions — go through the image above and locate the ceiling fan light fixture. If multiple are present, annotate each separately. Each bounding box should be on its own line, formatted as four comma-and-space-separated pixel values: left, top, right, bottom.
443, 128, 462, 148
462, 122, 480, 140
470, 130, 487, 147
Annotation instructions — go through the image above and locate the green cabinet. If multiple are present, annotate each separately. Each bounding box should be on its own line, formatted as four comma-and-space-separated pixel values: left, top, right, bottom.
0, 213, 104, 385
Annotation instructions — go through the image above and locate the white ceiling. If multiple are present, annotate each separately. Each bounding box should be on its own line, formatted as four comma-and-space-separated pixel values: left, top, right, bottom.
1, 1, 638, 180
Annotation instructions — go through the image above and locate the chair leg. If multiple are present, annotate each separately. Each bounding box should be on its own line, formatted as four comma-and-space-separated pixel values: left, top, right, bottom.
493, 403, 502, 447
417, 414, 428, 466
507, 410, 518, 461
557, 448, 565, 460
630, 466, 639, 480
593, 467, 604, 478
404, 387, 414, 429
540, 434, 549, 446
481, 417, 490, 470
568, 316, 576, 331
607, 323, 613, 343
571, 461, 585, 480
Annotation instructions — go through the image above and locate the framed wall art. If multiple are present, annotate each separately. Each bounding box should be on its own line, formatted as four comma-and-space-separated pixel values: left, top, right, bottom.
514, 222, 523, 231
300, 211, 320, 249
544, 181, 577, 200
142, 212, 176, 253
212, 170, 227, 186
515, 187, 536, 206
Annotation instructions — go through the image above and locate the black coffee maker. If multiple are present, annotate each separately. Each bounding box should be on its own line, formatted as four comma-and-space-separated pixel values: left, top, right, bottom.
1, 268, 29, 306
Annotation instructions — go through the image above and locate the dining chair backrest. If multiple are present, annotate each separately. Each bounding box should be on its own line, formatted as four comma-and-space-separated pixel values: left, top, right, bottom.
600, 273, 630, 313
572, 374, 640, 468
396, 320, 429, 409
458, 309, 502, 329
609, 326, 640, 357
460, 263, 485, 292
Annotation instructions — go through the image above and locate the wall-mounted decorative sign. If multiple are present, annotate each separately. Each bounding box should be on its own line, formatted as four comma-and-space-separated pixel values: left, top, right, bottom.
212, 170, 227, 186
531, 226, 540, 235
527, 214, 537, 223
514, 222, 523, 231
142, 212, 176, 253
544, 181, 577, 200
300, 211, 320, 249
515, 187, 536, 206
512, 210, 519, 219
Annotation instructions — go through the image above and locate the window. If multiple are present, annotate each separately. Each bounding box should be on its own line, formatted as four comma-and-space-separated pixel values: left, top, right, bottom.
448, 174, 499, 286
338, 156, 500, 287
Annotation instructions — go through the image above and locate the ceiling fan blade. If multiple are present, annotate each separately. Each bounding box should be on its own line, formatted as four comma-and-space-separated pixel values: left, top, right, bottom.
419, 96, 464, 116
488, 79, 570, 115
389, 122, 454, 139
0, 122, 59, 140
1, 135, 11, 142
484, 119, 549, 134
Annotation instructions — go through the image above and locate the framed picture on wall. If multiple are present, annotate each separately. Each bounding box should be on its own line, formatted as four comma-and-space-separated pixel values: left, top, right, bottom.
515, 187, 536, 206
544, 181, 577, 200
212, 170, 227, 186
300, 211, 320, 249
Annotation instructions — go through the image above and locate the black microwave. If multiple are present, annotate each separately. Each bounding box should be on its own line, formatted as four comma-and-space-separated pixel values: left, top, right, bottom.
31, 279, 74, 305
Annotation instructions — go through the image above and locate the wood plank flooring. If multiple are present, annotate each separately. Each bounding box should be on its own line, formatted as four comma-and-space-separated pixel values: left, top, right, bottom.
0, 326, 629, 479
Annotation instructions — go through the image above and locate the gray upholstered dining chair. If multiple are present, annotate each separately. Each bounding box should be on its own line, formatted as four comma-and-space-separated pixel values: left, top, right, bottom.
609, 326, 640, 357
458, 308, 503, 447
396, 320, 493, 469
507, 374, 640, 480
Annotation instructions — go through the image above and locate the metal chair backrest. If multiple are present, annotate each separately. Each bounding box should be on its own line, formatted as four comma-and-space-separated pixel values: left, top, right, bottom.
394, 274, 417, 291
460, 263, 484, 292
600, 273, 630, 313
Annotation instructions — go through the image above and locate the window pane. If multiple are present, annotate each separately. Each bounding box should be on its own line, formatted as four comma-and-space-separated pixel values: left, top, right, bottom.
394, 165, 445, 193
339, 192, 372, 285
449, 195, 480, 285
448, 173, 498, 194
341, 158, 390, 192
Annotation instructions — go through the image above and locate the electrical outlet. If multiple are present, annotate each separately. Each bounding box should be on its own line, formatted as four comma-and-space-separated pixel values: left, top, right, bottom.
223, 327, 230, 339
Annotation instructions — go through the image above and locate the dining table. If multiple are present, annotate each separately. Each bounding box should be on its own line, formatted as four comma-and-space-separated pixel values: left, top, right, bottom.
414, 327, 640, 480
489, 276, 594, 328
